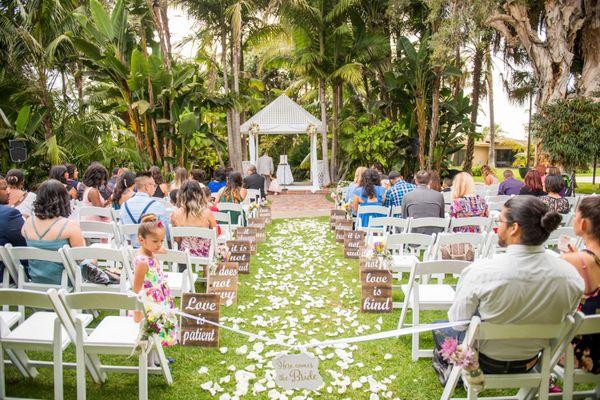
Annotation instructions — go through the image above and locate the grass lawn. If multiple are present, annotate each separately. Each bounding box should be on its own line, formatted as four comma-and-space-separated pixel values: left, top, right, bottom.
8, 217, 458, 400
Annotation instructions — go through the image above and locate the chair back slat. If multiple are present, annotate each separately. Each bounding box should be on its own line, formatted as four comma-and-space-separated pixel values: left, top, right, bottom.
61, 290, 141, 311
78, 206, 115, 221
412, 260, 471, 276
0, 288, 52, 308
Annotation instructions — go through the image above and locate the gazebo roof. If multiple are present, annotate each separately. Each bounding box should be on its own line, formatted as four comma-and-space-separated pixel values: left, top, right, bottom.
240, 94, 325, 134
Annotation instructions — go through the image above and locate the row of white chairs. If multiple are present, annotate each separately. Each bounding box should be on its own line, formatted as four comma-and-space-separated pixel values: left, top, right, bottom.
387, 259, 599, 400
0, 288, 170, 400
0, 244, 198, 298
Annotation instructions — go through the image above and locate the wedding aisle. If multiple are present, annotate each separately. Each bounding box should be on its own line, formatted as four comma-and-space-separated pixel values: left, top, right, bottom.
6, 217, 446, 400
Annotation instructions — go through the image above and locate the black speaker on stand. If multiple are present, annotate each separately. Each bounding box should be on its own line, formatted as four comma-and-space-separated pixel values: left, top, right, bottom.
9, 140, 28, 163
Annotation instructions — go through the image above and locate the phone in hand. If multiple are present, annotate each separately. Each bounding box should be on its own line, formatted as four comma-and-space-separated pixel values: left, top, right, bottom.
558, 234, 576, 253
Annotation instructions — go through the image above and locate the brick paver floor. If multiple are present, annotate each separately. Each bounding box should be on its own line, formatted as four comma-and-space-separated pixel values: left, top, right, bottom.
269, 193, 332, 219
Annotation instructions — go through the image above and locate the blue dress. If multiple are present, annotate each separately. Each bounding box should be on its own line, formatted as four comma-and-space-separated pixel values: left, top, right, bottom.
26, 218, 70, 285
354, 186, 387, 227
208, 180, 227, 193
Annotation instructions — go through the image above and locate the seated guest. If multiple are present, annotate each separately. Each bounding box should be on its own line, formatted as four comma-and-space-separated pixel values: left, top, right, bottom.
21, 180, 85, 285
105, 167, 121, 195
111, 171, 136, 210
0, 176, 27, 283
546, 166, 567, 197
150, 166, 169, 199
562, 196, 600, 374
428, 170, 442, 192
49, 165, 78, 199
243, 164, 266, 199
353, 169, 387, 228
401, 170, 445, 234
384, 171, 415, 208
442, 177, 452, 193
191, 168, 208, 184
171, 180, 218, 257
6, 169, 36, 219
208, 167, 227, 194
520, 170, 546, 197
170, 167, 189, 191
120, 172, 170, 242
215, 172, 247, 225
498, 169, 524, 195
372, 162, 388, 181
345, 166, 367, 212
65, 163, 80, 191
437, 196, 583, 376
449, 172, 489, 232
540, 174, 570, 214
168, 189, 179, 207
80, 163, 112, 221
482, 165, 499, 185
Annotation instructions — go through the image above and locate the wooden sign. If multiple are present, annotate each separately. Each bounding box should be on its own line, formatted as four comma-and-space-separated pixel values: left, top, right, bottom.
360, 269, 393, 313
180, 293, 220, 347
236, 227, 257, 243
335, 220, 353, 243
330, 210, 347, 229
274, 353, 324, 391
228, 251, 251, 274
343, 239, 363, 259
226, 240, 251, 253
247, 218, 266, 242
345, 230, 365, 242
207, 262, 238, 306
259, 206, 272, 224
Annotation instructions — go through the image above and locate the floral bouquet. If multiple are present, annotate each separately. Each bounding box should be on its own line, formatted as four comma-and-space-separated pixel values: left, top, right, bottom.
248, 201, 260, 214
215, 242, 229, 263
363, 241, 392, 268
340, 202, 353, 218
440, 337, 484, 390
259, 198, 272, 208
136, 293, 179, 348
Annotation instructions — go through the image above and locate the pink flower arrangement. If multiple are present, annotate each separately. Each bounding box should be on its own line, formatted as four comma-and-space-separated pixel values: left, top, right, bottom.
440, 337, 484, 388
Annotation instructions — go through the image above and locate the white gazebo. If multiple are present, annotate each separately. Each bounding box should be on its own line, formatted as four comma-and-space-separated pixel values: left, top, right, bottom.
240, 94, 325, 191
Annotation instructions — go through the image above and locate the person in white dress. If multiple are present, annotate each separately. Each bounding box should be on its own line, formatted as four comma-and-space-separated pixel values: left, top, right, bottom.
5, 169, 36, 219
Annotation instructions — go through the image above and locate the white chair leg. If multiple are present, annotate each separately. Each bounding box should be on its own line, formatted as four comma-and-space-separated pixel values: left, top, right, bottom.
53, 340, 64, 400
440, 365, 461, 400
562, 347, 574, 400
411, 306, 420, 361
76, 344, 87, 400
12, 349, 38, 377
466, 384, 478, 400
6, 349, 30, 377
152, 335, 173, 385
139, 342, 148, 400
0, 342, 5, 399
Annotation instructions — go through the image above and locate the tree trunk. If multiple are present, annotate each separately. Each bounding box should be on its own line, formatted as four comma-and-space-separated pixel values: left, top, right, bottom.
463, 45, 484, 173
487, 1, 585, 106
330, 83, 340, 182
75, 61, 84, 113
319, 77, 330, 185
427, 68, 441, 170
230, 14, 243, 171
221, 26, 233, 168
486, 50, 496, 168
146, 0, 171, 70
579, 1, 600, 97
38, 68, 54, 140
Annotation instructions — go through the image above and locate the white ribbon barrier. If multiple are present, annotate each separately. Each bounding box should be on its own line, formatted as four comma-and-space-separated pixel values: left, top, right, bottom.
174, 309, 468, 350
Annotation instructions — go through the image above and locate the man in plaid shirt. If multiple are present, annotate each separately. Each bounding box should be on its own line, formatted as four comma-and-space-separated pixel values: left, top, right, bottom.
384, 171, 416, 207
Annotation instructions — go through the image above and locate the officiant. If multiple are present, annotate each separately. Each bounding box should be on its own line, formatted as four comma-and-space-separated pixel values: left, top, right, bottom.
256, 151, 274, 193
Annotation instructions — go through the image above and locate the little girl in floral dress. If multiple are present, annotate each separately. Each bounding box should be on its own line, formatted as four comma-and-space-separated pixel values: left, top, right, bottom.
132, 214, 178, 349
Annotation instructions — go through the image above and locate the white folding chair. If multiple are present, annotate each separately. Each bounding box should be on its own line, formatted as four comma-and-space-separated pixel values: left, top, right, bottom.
217, 203, 246, 227
408, 217, 449, 234
543, 227, 581, 249
54, 290, 173, 400
62, 246, 131, 293
170, 226, 216, 267
390, 205, 403, 218
365, 217, 410, 245
484, 195, 512, 204
5, 245, 73, 292
397, 260, 471, 360
386, 233, 435, 281
0, 288, 93, 400
553, 312, 600, 400
482, 232, 507, 258
448, 217, 492, 233
356, 206, 390, 230
441, 314, 575, 400
430, 232, 487, 261
213, 211, 233, 241
443, 191, 453, 205
560, 211, 575, 227
77, 206, 115, 222
565, 196, 578, 213
487, 201, 505, 216
118, 223, 140, 248
244, 189, 261, 205
79, 221, 120, 248
131, 248, 197, 297
0, 246, 18, 288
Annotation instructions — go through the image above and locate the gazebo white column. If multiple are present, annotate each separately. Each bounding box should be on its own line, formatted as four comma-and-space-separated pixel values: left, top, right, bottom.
248, 134, 256, 164
309, 128, 319, 192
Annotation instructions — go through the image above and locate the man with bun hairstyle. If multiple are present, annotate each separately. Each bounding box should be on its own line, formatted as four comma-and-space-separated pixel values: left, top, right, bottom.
434, 196, 583, 377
